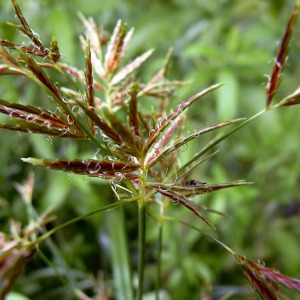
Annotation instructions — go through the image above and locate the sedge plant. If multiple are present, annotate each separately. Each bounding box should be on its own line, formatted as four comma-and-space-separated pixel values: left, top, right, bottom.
1, 0, 300, 299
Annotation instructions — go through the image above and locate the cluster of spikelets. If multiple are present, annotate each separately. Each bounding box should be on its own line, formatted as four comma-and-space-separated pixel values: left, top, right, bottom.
1, 0, 300, 298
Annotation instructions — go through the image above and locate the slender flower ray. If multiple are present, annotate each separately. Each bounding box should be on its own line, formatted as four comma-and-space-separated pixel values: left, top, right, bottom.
0, 99, 67, 126
0, 40, 45, 57
79, 34, 107, 85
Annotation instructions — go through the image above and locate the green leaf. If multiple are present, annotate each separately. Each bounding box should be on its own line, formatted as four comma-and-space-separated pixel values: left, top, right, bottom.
107, 208, 134, 300
216, 69, 239, 121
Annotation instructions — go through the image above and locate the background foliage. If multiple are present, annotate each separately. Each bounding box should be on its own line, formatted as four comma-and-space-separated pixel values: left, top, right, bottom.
1, 0, 300, 299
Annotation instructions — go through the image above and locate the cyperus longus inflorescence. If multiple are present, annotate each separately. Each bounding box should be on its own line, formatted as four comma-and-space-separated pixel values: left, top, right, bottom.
0, 0, 249, 223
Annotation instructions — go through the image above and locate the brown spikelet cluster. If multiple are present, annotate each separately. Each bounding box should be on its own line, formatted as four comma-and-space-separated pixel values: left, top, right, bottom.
0, 173, 53, 299
0, 232, 37, 298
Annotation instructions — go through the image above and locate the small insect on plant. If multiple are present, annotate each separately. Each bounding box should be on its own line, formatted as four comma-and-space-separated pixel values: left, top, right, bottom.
185, 179, 206, 186
1, 0, 300, 299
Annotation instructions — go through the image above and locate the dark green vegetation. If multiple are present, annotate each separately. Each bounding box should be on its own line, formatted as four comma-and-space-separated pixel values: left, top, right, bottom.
1, 1, 300, 299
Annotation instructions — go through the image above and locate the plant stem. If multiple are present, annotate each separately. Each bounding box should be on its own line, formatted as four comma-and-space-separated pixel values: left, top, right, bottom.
137, 203, 146, 300
155, 223, 163, 300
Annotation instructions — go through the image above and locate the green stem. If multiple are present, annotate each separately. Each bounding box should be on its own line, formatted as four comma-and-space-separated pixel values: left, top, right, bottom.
155, 224, 163, 300
171, 108, 267, 180
28, 207, 83, 297
107, 207, 134, 300
137, 203, 146, 300
37, 199, 135, 244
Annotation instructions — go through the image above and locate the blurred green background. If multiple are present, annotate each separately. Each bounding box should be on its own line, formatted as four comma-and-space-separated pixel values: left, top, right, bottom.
1, 0, 300, 299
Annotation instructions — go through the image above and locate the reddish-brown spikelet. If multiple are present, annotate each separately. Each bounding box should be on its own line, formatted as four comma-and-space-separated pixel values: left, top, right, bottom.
105, 21, 127, 73
10, 0, 48, 56
237, 254, 300, 299
49, 37, 61, 63
128, 84, 143, 144
266, 4, 298, 108
279, 86, 300, 106
0, 99, 87, 138
22, 158, 141, 180
85, 40, 96, 135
